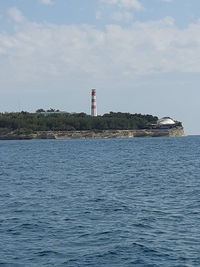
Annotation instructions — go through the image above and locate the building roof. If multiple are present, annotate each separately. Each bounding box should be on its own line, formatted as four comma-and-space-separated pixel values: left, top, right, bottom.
157, 117, 176, 125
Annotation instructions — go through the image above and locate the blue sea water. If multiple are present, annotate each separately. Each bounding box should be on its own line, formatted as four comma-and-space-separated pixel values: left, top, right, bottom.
0, 136, 200, 266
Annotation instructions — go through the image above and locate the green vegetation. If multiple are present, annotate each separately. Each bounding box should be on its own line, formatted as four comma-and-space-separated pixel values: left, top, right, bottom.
0, 111, 158, 133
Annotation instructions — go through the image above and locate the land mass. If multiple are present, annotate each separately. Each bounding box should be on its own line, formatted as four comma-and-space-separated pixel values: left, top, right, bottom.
0, 111, 184, 140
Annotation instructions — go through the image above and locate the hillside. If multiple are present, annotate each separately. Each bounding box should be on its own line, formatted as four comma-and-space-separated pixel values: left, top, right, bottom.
0, 111, 184, 139
0, 111, 159, 132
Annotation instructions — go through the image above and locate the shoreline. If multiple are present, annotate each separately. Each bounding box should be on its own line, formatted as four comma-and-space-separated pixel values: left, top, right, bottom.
0, 127, 185, 140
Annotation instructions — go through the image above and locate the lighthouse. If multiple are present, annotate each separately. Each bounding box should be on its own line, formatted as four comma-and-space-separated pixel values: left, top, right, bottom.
91, 89, 97, 117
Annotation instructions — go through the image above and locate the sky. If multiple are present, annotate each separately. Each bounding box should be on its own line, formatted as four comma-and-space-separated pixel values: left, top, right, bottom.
0, 0, 200, 134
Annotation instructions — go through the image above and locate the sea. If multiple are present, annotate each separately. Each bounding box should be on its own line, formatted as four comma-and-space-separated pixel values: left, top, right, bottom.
0, 136, 200, 267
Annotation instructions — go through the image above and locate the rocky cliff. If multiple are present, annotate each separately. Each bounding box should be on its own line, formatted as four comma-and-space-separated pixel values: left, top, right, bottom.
0, 127, 185, 140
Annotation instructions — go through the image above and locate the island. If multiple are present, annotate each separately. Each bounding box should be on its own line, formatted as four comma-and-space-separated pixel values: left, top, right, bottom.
0, 111, 185, 140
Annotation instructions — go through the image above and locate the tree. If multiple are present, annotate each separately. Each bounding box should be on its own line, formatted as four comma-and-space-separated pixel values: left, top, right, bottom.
36, 109, 45, 113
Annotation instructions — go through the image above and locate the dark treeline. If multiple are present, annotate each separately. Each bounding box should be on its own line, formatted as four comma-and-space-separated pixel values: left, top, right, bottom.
0, 111, 158, 133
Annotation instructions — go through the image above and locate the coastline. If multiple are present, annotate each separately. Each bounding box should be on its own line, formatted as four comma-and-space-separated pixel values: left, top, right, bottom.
0, 127, 185, 140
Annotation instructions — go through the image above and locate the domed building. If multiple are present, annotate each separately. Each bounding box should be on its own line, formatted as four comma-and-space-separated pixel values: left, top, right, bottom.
157, 117, 175, 125
157, 117, 176, 129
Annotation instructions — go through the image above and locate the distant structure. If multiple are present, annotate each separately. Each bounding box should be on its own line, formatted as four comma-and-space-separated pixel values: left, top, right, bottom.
91, 89, 97, 116
147, 116, 182, 130
157, 117, 176, 129
157, 117, 176, 126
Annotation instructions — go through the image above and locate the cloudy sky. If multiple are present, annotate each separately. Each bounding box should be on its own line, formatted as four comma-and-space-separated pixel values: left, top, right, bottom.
0, 0, 200, 134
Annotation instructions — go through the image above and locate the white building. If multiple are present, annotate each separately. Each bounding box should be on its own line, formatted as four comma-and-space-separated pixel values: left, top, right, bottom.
157, 117, 176, 127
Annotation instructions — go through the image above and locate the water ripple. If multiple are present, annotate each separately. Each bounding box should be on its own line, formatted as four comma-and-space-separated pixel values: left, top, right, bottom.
0, 137, 200, 266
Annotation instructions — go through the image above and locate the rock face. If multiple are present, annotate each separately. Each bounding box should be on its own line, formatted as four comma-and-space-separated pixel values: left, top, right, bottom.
0, 127, 185, 140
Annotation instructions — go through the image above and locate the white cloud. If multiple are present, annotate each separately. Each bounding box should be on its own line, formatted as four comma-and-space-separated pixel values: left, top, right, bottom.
111, 11, 133, 22
39, 0, 54, 5
98, 0, 142, 22
100, 0, 143, 10
7, 7, 25, 23
1, 13, 200, 92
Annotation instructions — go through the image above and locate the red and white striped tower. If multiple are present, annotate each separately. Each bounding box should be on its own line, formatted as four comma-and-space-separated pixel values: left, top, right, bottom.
91, 89, 97, 116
